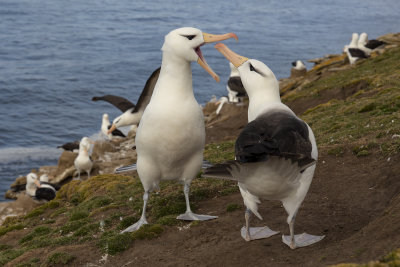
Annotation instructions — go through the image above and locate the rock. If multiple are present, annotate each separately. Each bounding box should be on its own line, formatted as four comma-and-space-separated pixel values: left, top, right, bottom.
38, 166, 58, 179
53, 166, 76, 184
91, 141, 118, 161
10, 176, 27, 192
0, 193, 43, 226
290, 68, 307, 78
5, 190, 20, 200
55, 151, 77, 178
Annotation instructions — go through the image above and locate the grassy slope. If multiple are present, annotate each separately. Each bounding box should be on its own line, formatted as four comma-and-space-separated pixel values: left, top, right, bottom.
0, 47, 399, 266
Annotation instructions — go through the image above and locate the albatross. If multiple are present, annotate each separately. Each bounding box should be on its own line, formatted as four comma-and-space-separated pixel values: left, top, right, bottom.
345, 33, 368, 65
74, 137, 93, 180
121, 27, 238, 233
226, 62, 246, 103
358, 32, 386, 56
203, 43, 324, 249
101, 114, 126, 139
92, 67, 161, 133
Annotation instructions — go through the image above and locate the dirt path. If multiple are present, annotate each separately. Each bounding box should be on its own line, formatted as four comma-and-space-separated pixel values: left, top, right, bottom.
88, 152, 399, 267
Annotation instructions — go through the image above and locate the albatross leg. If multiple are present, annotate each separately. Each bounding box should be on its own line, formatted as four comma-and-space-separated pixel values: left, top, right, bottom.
121, 191, 149, 233
240, 209, 279, 241
281, 166, 324, 249
282, 213, 325, 249
176, 183, 218, 221
73, 170, 81, 181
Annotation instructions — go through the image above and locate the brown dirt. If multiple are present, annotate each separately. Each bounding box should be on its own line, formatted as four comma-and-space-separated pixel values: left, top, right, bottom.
92, 152, 398, 267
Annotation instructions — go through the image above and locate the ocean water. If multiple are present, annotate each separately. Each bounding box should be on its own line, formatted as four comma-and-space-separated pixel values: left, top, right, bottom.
0, 0, 399, 201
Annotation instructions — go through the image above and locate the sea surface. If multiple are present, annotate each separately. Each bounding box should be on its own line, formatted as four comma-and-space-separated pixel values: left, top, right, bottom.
0, 0, 399, 201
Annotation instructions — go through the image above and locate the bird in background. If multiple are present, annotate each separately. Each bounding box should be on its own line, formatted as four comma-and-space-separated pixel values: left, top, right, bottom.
92, 67, 161, 134
101, 113, 126, 140
74, 137, 94, 180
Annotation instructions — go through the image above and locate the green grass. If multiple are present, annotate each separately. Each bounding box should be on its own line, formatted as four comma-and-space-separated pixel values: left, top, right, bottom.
45, 252, 76, 266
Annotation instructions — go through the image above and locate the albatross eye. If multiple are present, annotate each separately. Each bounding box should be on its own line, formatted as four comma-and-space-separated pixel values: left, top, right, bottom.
185, 35, 196, 40
249, 63, 256, 72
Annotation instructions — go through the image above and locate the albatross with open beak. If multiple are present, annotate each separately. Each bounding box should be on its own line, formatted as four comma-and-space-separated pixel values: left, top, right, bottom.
121, 27, 237, 233
203, 43, 324, 249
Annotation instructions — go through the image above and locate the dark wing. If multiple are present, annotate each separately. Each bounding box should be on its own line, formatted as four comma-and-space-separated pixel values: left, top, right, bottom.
235, 110, 314, 168
365, 39, 386, 50
227, 76, 247, 96
35, 188, 56, 201
92, 95, 136, 112
57, 141, 80, 151
348, 48, 368, 58
107, 125, 126, 137
133, 67, 161, 113
40, 182, 60, 191
202, 161, 239, 181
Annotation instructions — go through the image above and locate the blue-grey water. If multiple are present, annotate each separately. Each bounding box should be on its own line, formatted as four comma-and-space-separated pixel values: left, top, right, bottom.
1, 0, 399, 201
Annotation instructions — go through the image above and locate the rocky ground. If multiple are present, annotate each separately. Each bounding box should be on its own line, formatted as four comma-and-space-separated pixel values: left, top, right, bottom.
0, 33, 399, 266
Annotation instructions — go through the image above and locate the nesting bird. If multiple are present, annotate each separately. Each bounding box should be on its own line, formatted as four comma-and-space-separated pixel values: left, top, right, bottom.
74, 137, 93, 180
357, 32, 386, 56
226, 62, 247, 103
57, 140, 80, 152
101, 114, 126, 140
204, 43, 324, 249
344, 33, 368, 65
26, 173, 57, 201
290, 60, 307, 78
121, 27, 238, 233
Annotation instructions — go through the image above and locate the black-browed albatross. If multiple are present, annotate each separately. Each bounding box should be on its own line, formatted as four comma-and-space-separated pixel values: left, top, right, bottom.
121, 27, 238, 233
226, 62, 246, 103
358, 32, 386, 56
344, 33, 368, 65
73, 137, 93, 180
92, 67, 161, 133
101, 113, 126, 139
203, 43, 324, 249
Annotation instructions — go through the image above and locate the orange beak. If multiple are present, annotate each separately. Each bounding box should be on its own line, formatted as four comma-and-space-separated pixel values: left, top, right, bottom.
107, 124, 117, 135
197, 32, 238, 82
214, 43, 248, 68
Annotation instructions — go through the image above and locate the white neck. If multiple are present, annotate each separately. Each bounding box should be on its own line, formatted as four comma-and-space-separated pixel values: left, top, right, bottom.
151, 52, 195, 103
247, 90, 281, 122
116, 111, 142, 127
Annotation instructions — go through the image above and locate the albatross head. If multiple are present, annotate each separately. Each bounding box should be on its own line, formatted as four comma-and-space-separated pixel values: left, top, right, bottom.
26, 173, 38, 184
215, 43, 279, 100
162, 27, 238, 82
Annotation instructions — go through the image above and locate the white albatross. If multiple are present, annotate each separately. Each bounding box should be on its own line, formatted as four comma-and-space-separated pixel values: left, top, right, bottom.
344, 33, 368, 65
358, 32, 386, 56
101, 114, 126, 140
74, 137, 94, 180
121, 27, 238, 233
203, 43, 324, 249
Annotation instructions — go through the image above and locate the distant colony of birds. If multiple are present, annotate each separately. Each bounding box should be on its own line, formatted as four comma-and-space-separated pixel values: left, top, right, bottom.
25, 28, 387, 249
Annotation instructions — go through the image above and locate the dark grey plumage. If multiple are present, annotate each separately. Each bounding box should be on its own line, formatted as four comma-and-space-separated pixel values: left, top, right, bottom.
57, 141, 80, 151
107, 125, 126, 137
235, 110, 314, 167
348, 48, 368, 59
365, 39, 386, 50
132, 67, 161, 114
227, 76, 247, 96
92, 95, 136, 112
204, 110, 315, 180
